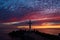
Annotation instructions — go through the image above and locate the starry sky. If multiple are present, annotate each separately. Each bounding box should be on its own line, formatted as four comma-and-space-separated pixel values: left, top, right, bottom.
0, 0, 60, 24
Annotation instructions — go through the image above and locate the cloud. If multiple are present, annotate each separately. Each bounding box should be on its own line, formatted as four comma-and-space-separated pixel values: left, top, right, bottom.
1, 17, 60, 26
0, 0, 60, 23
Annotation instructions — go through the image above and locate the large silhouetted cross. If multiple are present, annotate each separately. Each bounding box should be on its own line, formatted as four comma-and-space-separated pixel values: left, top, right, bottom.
28, 20, 32, 30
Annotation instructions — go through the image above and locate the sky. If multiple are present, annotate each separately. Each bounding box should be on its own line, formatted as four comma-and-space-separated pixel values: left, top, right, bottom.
0, 0, 60, 26
0, 0, 60, 35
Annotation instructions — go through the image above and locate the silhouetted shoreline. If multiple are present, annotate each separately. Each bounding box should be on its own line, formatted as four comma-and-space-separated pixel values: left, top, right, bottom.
8, 29, 60, 40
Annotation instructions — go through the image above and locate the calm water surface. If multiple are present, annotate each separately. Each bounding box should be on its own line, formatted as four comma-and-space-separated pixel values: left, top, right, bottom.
0, 28, 60, 40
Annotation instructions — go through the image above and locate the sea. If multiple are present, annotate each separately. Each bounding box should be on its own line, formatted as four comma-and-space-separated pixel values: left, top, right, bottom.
0, 25, 60, 40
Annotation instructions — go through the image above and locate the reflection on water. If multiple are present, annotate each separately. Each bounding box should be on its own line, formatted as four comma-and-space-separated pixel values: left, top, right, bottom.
37, 28, 60, 35
0, 28, 17, 40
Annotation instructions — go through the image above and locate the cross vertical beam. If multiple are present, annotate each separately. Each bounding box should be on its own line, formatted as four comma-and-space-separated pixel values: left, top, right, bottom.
28, 20, 32, 30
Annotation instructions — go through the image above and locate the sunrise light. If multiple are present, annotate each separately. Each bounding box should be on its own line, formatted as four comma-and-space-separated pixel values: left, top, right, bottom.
17, 22, 60, 29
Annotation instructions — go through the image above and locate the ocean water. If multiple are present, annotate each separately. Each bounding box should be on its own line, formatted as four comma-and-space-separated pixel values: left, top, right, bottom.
0, 27, 60, 40
0, 25, 17, 40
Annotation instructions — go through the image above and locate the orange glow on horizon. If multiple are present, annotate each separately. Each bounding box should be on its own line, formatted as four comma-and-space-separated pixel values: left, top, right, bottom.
17, 22, 60, 29
17, 25, 60, 29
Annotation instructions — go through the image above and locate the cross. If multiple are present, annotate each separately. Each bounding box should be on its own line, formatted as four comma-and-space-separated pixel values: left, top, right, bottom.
28, 20, 32, 30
